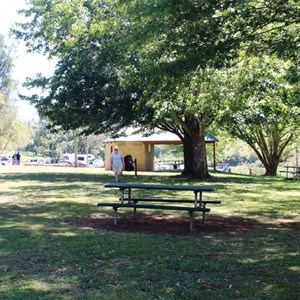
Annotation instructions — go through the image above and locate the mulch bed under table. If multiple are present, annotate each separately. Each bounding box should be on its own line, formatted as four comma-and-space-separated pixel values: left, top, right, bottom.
64, 214, 278, 236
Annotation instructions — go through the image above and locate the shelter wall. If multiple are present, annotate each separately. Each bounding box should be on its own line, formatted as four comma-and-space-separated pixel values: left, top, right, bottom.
104, 141, 154, 171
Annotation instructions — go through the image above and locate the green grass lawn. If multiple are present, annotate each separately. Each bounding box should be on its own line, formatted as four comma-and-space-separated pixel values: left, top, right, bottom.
0, 166, 299, 299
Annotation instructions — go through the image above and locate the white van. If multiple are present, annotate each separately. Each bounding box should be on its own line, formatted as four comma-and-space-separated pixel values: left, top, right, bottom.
63, 153, 95, 166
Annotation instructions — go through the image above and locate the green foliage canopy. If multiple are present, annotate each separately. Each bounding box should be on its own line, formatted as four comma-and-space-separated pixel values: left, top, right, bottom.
15, 0, 299, 133
13, 0, 299, 178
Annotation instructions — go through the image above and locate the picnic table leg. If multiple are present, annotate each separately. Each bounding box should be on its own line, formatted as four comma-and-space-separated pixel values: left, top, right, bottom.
202, 203, 206, 222
128, 188, 132, 203
189, 212, 194, 232
120, 188, 125, 204
194, 192, 198, 207
113, 207, 118, 225
194, 191, 203, 207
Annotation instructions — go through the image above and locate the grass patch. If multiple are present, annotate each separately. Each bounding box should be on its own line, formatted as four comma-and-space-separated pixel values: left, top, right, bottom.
0, 166, 299, 299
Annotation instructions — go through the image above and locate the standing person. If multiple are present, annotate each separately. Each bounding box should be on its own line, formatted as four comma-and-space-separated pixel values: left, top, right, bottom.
16, 152, 21, 165
12, 153, 16, 164
110, 146, 124, 182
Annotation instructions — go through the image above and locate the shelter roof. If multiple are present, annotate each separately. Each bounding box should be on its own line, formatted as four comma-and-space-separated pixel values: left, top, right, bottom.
104, 131, 218, 145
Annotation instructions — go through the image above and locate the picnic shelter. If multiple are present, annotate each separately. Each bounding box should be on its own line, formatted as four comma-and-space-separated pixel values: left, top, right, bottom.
103, 131, 218, 171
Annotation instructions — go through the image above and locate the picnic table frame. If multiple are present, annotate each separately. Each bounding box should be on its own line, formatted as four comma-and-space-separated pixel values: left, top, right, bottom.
104, 182, 216, 207
98, 182, 219, 231
279, 166, 300, 180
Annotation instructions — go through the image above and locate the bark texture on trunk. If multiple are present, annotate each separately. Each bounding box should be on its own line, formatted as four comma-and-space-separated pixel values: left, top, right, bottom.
181, 134, 194, 176
181, 117, 211, 180
264, 163, 279, 176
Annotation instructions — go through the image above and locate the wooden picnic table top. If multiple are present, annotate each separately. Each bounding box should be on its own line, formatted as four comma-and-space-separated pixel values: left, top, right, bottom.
104, 182, 216, 192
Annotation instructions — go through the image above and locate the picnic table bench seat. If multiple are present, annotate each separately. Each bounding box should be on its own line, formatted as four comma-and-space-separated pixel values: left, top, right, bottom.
119, 197, 221, 207
97, 202, 211, 231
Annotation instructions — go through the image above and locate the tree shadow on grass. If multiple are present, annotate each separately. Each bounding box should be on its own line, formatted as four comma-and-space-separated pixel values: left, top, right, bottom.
1, 168, 296, 187
0, 171, 110, 183
0, 198, 299, 299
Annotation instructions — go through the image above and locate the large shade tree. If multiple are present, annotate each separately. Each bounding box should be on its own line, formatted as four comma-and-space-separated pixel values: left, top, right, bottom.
14, 0, 299, 179
117, 0, 299, 178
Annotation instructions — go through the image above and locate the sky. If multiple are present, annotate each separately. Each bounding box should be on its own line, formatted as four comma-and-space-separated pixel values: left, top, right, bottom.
0, 0, 55, 121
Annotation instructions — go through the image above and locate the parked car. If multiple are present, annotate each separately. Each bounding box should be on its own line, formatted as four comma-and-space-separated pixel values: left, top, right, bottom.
0, 156, 12, 165
92, 158, 104, 168
24, 158, 46, 166
216, 164, 230, 172
54, 159, 74, 167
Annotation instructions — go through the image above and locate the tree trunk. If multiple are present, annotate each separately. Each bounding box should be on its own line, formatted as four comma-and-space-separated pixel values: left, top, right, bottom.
250, 148, 280, 176
181, 134, 194, 176
181, 118, 211, 180
247, 129, 293, 176
262, 157, 280, 176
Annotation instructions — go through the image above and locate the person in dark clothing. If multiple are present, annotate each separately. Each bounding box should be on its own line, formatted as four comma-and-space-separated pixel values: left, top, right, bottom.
16, 152, 21, 165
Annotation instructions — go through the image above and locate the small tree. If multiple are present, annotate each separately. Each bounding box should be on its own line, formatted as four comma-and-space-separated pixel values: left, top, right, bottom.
220, 56, 300, 176
0, 35, 30, 152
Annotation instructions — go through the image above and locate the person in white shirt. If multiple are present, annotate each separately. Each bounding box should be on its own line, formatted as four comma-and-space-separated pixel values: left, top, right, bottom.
110, 146, 124, 182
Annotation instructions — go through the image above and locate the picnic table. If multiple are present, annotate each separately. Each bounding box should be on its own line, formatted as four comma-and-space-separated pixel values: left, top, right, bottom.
279, 166, 300, 180
98, 182, 220, 231
157, 160, 184, 170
